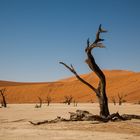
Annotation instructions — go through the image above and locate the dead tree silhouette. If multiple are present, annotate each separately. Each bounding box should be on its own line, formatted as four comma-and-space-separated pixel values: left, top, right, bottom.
35, 97, 42, 108
46, 95, 52, 106
73, 99, 78, 106
60, 24, 109, 117
64, 95, 73, 105
111, 96, 116, 105
0, 88, 7, 108
118, 93, 127, 105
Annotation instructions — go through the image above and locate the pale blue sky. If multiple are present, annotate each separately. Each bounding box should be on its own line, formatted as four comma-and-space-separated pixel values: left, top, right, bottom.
0, 0, 140, 82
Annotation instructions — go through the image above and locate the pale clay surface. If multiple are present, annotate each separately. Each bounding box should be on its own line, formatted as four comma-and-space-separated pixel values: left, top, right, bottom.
0, 103, 140, 140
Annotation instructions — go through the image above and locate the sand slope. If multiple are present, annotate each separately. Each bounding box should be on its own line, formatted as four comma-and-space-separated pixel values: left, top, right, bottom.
0, 70, 140, 103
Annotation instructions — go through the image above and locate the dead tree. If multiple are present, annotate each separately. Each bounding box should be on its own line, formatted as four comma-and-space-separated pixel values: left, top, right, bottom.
60, 24, 110, 117
64, 95, 73, 105
29, 109, 140, 125
35, 97, 42, 108
0, 88, 7, 108
118, 93, 127, 105
73, 99, 78, 106
90, 99, 94, 103
29, 25, 140, 125
111, 96, 116, 105
46, 95, 52, 106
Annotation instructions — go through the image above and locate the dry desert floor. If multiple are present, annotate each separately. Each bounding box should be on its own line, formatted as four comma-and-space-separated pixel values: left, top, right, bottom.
0, 103, 140, 140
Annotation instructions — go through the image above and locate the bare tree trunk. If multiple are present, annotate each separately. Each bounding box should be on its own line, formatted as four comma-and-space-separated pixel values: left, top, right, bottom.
46, 95, 52, 106
0, 88, 7, 108
85, 39, 109, 117
85, 52, 109, 117
98, 93, 109, 117
60, 25, 110, 117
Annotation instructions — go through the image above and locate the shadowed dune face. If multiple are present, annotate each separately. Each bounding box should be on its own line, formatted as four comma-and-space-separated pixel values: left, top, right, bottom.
0, 70, 140, 103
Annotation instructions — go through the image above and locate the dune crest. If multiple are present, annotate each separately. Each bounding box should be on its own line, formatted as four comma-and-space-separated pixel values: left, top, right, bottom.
0, 70, 140, 103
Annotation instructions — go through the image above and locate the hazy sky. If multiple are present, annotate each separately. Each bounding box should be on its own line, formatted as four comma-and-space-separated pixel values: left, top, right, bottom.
0, 0, 140, 82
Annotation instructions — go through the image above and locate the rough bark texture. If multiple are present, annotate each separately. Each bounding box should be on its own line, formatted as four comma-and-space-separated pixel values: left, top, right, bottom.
86, 47, 109, 117
118, 93, 127, 105
85, 24, 110, 117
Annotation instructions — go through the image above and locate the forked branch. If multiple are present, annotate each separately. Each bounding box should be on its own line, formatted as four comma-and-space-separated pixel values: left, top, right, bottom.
85, 24, 106, 52
59, 62, 100, 97
64, 95, 73, 105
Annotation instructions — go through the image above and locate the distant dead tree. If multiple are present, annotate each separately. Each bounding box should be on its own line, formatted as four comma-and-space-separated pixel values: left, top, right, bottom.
46, 95, 52, 106
0, 88, 7, 108
73, 99, 78, 107
111, 96, 116, 105
60, 24, 110, 117
35, 97, 42, 108
64, 95, 73, 105
118, 93, 127, 105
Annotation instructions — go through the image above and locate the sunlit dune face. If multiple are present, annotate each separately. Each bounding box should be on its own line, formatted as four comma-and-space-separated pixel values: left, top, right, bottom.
0, 70, 140, 103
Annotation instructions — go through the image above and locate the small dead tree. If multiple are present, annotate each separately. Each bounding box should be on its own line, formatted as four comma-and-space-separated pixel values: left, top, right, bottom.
118, 93, 127, 105
64, 95, 73, 105
35, 97, 42, 108
90, 99, 94, 104
60, 24, 110, 117
73, 99, 78, 107
46, 95, 52, 106
111, 96, 116, 105
0, 88, 7, 108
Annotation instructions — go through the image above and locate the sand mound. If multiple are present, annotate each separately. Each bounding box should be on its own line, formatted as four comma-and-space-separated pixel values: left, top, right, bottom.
0, 70, 140, 103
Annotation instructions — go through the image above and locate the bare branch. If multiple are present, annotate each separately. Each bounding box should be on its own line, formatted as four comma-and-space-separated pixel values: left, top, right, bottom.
85, 38, 90, 52
86, 24, 107, 53
59, 62, 100, 97
59, 62, 76, 74
118, 93, 127, 105
95, 24, 107, 43
64, 95, 73, 105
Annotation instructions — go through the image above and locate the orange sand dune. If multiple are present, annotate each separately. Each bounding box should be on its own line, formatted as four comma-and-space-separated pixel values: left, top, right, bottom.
0, 70, 140, 103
